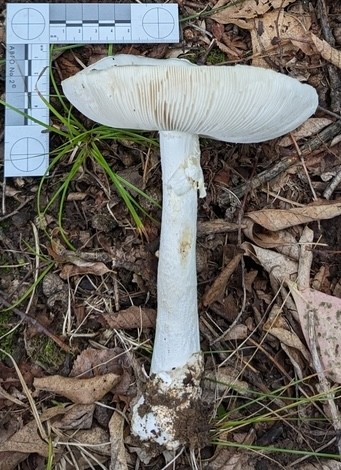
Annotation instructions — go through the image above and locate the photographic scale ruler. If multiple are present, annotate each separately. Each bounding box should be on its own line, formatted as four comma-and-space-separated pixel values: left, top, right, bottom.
4, 3, 179, 177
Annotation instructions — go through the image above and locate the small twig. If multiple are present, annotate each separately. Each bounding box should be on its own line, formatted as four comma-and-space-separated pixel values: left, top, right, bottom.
228, 155, 298, 200
1, 178, 5, 215
318, 105, 341, 121
260, 188, 305, 207
290, 133, 317, 201
223, 120, 341, 201
323, 166, 341, 199
0, 195, 35, 221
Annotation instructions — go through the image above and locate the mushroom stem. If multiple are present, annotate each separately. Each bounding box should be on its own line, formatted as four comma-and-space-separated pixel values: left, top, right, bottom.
152, 131, 205, 374
131, 132, 206, 450
61, 54, 319, 454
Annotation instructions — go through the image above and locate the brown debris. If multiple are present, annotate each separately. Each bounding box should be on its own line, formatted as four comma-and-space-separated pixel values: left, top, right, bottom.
34, 373, 121, 404
203, 251, 243, 306
101, 306, 156, 330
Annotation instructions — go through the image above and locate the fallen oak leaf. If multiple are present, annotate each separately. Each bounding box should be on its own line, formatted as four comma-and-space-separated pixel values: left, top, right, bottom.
311, 33, 341, 69
57, 426, 111, 468
197, 219, 243, 236
0, 419, 49, 457
203, 251, 243, 306
243, 217, 300, 258
203, 367, 249, 398
34, 373, 121, 404
211, 0, 296, 24
263, 326, 311, 362
241, 242, 297, 283
53, 404, 95, 430
213, 3, 313, 67
278, 118, 333, 147
101, 306, 156, 330
244, 199, 341, 232
249, 9, 313, 67
0, 406, 65, 457
0, 452, 27, 470
263, 304, 311, 362
63, 425, 111, 456
60, 261, 111, 279
71, 347, 125, 377
48, 239, 111, 278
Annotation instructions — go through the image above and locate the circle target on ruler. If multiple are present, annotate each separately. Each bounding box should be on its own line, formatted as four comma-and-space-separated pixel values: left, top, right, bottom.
142, 8, 175, 39
10, 138, 46, 172
11, 8, 46, 40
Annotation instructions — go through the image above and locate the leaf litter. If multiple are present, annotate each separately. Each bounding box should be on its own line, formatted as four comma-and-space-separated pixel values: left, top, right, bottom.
0, 0, 341, 468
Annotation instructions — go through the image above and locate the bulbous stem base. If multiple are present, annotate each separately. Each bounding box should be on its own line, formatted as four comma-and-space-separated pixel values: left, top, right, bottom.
131, 353, 207, 451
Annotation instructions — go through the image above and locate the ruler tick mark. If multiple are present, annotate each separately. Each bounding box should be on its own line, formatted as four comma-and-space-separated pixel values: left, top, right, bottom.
5, 3, 179, 177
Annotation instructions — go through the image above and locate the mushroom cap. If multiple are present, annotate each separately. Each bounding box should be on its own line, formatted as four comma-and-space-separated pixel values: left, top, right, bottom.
62, 55, 318, 143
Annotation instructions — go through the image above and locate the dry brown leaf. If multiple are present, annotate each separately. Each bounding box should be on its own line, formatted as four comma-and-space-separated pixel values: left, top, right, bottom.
204, 367, 249, 399
264, 326, 311, 361
58, 427, 111, 469
53, 404, 95, 430
66, 426, 111, 456
197, 219, 242, 236
223, 324, 248, 340
71, 347, 124, 377
203, 252, 243, 306
311, 33, 341, 69
281, 342, 305, 379
60, 261, 110, 279
243, 217, 300, 259
34, 373, 121, 404
216, 39, 242, 58
212, 0, 295, 24
0, 452, 27, 470
264, 305, 310, 361
219, 33, 250, 59
212, 2, 311, 66
245, 199, 341, 232
0, 419, 48, 456
48, 239, 111, 278
0, 407, 64, 458
212, 21, 225, 41
290, 285, 341, 383
250, 9, 312, 66
101, 306, 156, 330
244, 269, 258, 292
109, 411, 128, 470
242, 242, 297, 283
278, 118, 333, 147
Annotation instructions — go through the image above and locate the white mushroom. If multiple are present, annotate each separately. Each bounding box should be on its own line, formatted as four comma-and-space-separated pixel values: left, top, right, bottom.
62, 55, 318, 451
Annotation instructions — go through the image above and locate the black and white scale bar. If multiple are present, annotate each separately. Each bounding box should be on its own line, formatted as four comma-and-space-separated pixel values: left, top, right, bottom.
5, 3, 179, 177
48, 3, 179, 44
